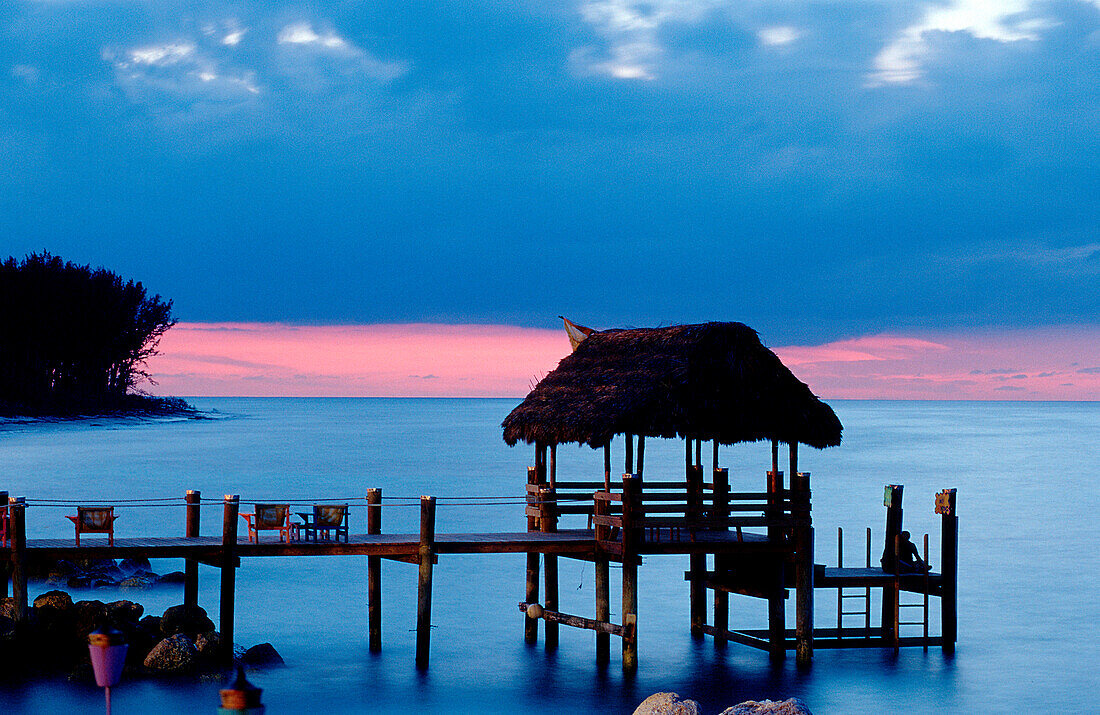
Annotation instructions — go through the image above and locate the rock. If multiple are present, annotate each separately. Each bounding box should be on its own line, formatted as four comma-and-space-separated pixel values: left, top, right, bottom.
45, 560, 82, 586
156, 571, 187, 585
0, 615, 16, 643
241, 642, 284, 667
118, 574, 157, 590
0, 598, 16, 621
721, 699, 813, 715
118, 558, 153, 577
33, 590, 74, 612
106, 600, 143, 626
195, 630, 222, 657
160, 604, 215, 639
139, 615, 161, 634
633, 693, 700, 715
143, 634, 198, 674
72, 600, 108, 639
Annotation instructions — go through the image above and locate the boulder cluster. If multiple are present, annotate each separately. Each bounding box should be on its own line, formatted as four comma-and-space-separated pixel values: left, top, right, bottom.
0, 590, 283, 679
32, 556, 186, 590
633, 693, 813, 715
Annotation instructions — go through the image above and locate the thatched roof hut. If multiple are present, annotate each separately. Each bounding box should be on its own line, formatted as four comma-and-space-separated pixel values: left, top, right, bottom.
502, 322, 841, 450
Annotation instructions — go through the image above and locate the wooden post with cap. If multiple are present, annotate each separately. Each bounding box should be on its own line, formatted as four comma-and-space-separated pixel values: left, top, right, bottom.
184, 490, 201, 608
220, 494, 240, 661
937, 488, 958, 654
367, 487, 383, 652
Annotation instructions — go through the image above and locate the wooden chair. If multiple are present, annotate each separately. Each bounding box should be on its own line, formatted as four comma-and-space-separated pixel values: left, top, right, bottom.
240, 504, 293, 543
66, 506, 119, 546
298, 504, 349, 543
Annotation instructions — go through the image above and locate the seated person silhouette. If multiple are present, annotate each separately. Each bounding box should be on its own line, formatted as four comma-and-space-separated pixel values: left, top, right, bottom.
882, 530, 931, 573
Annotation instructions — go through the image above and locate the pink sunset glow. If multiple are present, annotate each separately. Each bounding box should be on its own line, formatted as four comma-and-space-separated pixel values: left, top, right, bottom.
145, 323, 1100, 400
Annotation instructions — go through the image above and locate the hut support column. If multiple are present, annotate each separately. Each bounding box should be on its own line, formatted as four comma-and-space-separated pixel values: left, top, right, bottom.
713, 468, 730, 647
793, 467, 814, 666
184, 490, 201, 608
220, 494, 240, 662
766, 464, 785, 661
525, 466, 541, 644
10, 498, 27, 623
368, 488, 383, 652
881, 485, 904, 641
939, 488, 958, 654
688, 463, 705, 637
416, 495, 437, 669
0, 492, 8, 599
594, 487, 611, 664
622, 475, 641, 671
542, 450, 559, 651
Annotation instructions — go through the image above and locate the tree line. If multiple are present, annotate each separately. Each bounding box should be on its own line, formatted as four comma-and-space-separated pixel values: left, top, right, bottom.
0, 251, 179, 415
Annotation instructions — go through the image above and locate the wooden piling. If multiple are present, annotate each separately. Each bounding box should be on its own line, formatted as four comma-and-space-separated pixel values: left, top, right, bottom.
881, 485, 903, 639
621, 475, 641, 671
713, 468, 730, 647
636, 436, 645, 479
10, 498, 27, 623
938, 488, 958, 654
415, 495, 437, 669
367, 488, 383, 652
766, 468, 785, 660
793, 471, 813, 666
603, 442, 612, 490
220, 494, 239, 661
184, 490, 201, 608
688, 464, 705, 637
625, 434, 634, 474
525, 466, 540, 644
0, 492, 8, 599
541, 483, 559, 651
594, 494, 611, 665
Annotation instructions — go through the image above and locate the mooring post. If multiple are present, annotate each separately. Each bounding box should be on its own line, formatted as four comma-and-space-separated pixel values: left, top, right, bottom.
367, 488, 383, 652
621, 474, 641, 671
881, 485, 904, 639
766, 468, 786, 661
10, 497, 27, 623
0, 491, 8, 599
687, 464, 705, 637
713, 467, 730, 647
594, 492, 611, 665
938, 488, 958, 654
524, 466, 540, 644
540, 484, 559, 651
415, 495, 437, 669
793, 471, 814, 666
220, 494, 239, 662
184, 490, 201, 608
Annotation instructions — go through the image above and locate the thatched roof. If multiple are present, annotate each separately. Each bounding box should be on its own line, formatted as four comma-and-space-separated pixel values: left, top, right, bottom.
502, 322, 842, 449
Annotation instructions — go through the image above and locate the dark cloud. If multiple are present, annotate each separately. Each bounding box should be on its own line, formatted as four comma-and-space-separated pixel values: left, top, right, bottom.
3, 1, 1100, 342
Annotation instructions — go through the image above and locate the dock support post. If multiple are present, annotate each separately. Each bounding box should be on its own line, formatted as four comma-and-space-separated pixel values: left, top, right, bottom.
793, 470, 814, 666
367, 488, 383, 652
184, 490, 201, 608
541, 484, 559, 651
713, 468, 729, 647
524, 466, 540, 644
688, 464, 705, 637
10, 498, 27, 623
938, 488, 958, 654
594, 490, 611, 665
766, 467, 786, 661
0, 491, 8, 599
220, 494, 239, 662
415, 495, 437, 669
621, 474, 641, 671
881, 485, 904, 640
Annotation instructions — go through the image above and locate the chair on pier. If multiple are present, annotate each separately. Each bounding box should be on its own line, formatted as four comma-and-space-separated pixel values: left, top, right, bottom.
241, 504, 294, 543
298, 504, 349, 543
66, 506, 119, 547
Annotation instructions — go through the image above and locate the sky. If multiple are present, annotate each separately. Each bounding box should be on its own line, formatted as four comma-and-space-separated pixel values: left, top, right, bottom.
3, 0, 1100, 399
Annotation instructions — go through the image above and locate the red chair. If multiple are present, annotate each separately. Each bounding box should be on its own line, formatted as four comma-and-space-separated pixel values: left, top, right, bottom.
240, 504, 293, 543
66, 506, 119, 546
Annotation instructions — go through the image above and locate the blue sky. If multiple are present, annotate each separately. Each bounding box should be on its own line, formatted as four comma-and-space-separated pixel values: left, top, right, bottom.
3, 0, 1100, 344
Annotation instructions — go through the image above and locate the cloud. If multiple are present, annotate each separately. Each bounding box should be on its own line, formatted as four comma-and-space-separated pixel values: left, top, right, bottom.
275, 21, 409, 83
869, 0, 1047, 85
277, 22, 349, 50
104, 37, 260, 101
1078, 366, 1100, 374
758, 25, 801, 47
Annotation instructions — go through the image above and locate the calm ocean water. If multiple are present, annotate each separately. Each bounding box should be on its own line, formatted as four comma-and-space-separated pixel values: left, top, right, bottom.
1, 397, 1097, 714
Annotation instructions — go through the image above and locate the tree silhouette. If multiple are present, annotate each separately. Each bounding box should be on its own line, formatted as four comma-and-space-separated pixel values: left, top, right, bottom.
0, 252, 179, 415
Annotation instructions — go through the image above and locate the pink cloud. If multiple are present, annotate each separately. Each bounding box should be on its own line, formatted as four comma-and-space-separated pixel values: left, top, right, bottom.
146, 323, 568, 397
774, 326, 1100, 400
145, 322, 1100, 400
